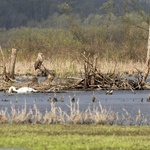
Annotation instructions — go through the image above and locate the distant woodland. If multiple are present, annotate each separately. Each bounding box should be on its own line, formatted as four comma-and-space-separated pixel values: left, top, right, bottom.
0, 0, 150, 63
0, 0, 150, 29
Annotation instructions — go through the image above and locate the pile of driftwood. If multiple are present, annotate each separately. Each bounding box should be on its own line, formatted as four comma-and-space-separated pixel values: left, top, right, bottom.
73, 52, 149, 91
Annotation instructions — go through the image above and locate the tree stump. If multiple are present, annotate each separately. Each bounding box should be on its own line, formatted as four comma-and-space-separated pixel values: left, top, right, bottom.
0, 46, 18, 82
9, 48, 17, 79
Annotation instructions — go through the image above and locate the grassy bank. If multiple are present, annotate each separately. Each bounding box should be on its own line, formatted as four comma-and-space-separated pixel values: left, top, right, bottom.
0, 124, 150, 150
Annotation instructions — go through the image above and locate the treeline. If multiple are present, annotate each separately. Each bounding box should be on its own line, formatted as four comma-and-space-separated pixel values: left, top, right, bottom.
0, 21, 148, 62
0, 0, 150, 29
0, 0, 150, 63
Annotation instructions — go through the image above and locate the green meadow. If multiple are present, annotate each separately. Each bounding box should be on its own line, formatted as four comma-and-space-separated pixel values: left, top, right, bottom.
0, 124, 150, 150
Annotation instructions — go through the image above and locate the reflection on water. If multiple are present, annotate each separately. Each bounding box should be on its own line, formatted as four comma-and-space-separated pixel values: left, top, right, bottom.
0, 90, 150, 117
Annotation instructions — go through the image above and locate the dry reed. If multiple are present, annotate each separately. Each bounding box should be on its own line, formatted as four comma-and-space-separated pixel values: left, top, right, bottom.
0, 58, 146, 77
0, 99, 149, 125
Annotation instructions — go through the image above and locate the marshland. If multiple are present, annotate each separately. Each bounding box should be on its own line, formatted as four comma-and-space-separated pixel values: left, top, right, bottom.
1, 0, 150, 149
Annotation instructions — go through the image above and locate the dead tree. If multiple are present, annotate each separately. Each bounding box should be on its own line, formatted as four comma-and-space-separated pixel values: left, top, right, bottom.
9, 48, 17, 79
75, 52, 143, 90
140, 25, 150, 87
0, 46, 8, 82
81, 52, 98, 89
0, 46, 17, 82
75, 24, 150, 90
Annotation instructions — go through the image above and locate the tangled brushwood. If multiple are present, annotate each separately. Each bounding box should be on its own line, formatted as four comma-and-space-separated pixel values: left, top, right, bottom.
0, 100, 149, 125
74, 52, 149, 91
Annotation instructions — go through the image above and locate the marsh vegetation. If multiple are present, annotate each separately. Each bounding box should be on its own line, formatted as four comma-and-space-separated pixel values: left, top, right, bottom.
0, 1, 150, 149
0, 1, 149, 76
0, 98, 149, 126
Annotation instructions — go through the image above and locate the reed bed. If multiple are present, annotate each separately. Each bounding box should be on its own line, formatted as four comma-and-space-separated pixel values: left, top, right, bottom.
0, 99, 149, 125
0, 59, 146, 77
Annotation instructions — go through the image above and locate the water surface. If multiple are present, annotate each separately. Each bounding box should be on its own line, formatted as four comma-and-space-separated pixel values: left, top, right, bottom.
0, 90, 150, 117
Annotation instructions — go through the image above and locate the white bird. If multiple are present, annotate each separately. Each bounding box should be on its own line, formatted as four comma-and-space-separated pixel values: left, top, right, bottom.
8, 86, 37, 94
106, 90, 113, 95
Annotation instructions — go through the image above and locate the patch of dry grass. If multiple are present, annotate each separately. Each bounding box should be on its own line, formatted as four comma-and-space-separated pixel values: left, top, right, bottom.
98, 60, 146, 74
0, 99, 149, 125
0, 58, 146, 77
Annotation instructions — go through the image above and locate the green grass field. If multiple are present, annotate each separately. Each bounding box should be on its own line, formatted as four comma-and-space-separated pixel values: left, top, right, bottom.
0, 124, 150, 150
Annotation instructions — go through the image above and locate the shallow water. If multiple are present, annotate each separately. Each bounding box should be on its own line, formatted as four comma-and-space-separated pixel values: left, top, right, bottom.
0, 90, 150, 118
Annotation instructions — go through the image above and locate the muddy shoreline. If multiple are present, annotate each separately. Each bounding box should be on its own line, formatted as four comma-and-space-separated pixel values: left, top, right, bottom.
1, 73, 150, 94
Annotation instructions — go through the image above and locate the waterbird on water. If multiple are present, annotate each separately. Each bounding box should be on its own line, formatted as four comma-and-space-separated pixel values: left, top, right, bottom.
69, 95, 76, 103
92, 96, 96, 102
141, 98, 143, 102
8, 86, 37, 94
71, 97, 75, 103
52, 97, 58, 102
92, 92, 96, 102
51, 92, 58, 102
48, 97, 58, 102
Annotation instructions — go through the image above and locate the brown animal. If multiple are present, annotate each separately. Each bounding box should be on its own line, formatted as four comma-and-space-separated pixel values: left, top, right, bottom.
34, 52, 43, 70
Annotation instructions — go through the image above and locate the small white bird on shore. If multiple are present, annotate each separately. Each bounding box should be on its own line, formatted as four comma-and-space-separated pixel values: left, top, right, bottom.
8, 86, 37, 94
106, 90, 113, 95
